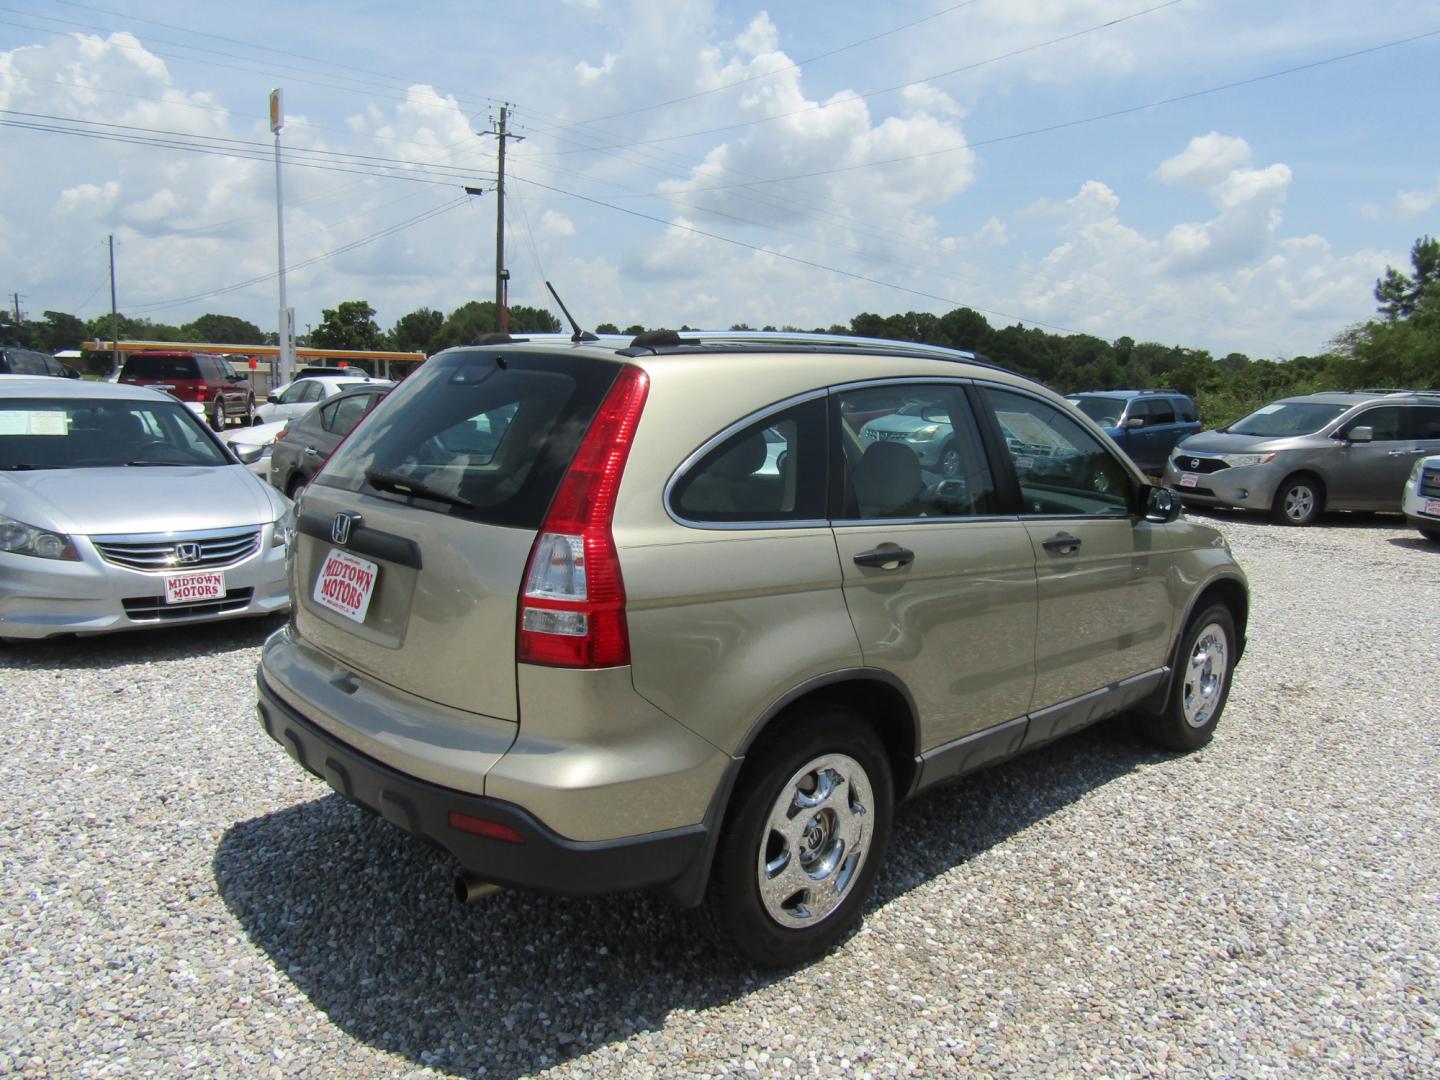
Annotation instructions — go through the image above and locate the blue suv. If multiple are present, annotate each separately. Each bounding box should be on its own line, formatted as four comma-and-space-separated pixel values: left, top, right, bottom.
1066, 389, 1201, 474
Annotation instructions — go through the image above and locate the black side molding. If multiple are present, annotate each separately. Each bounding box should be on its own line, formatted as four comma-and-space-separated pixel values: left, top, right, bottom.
298, 509, 422, 569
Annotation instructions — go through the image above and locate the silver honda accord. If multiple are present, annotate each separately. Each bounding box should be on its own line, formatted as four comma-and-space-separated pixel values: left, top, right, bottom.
0, 377, 292, 639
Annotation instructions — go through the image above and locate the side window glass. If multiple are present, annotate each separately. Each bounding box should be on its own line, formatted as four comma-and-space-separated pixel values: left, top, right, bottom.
279, 382, 308, 405
12, 351, 46, 375
1350, 407, 1403, 441
329, 394, 372, 437
1148, 398, 1175, 424
318, 400, 343, 431
834, 385, 996, 520
1408, 406, 1440, 440
985, 388, 1131, 517
671, 398, 826, 523
1178, 399, 1198, 423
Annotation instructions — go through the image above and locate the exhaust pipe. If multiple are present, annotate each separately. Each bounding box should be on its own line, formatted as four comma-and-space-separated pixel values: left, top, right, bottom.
454, 871, 503, 904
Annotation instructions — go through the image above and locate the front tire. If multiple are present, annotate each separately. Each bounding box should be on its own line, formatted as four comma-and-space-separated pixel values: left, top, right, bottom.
1271, 475, 1322, 526
1142, 604, 1236, 752
210, 398, 226, 431
698, 706, 893, 967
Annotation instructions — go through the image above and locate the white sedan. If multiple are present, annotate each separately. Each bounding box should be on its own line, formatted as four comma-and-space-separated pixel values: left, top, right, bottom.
255, 376, 392, 425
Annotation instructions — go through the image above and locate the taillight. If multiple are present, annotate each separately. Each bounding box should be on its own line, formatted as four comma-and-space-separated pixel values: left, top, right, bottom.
517, 364, 649, 668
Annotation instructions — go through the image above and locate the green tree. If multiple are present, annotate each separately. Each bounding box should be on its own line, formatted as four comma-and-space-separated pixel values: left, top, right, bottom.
1375, 235, 1439, 321
35, 310, 87, 352
389, 307, 444, 353
595, 322, 621, 334
312, 300, 382, 351
183, 313, 265, 345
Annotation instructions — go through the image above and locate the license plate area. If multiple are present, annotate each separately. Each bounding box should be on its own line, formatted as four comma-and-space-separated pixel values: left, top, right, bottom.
164, 571, 225, 605
314, 548, 380, 624
1426, 498, 1440, 516
1179, 472, 1199, 488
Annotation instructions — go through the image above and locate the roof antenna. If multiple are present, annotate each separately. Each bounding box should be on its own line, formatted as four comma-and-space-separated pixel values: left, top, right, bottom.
545, 281, 598, 343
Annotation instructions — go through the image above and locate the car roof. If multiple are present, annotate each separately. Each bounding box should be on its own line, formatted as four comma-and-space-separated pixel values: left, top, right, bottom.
1067, 389, 1188, 399
0, 378, 175, 402
300, 375, 393, 388
1276, 390, 1440, 406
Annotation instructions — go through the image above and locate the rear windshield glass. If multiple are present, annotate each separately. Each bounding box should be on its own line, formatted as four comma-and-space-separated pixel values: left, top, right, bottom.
121, 354, 199, 380
1229, 402, 1347, 437
1067, 396, 1124, 426
315, 348, 620, 528
0, 397, 230, 469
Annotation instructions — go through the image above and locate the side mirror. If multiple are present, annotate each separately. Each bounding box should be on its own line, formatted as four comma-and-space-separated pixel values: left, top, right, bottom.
1124, 416, 1146, 429
1142, 484, 1181, 523
266, 392, 280, 404
1345, 425, 1373, 443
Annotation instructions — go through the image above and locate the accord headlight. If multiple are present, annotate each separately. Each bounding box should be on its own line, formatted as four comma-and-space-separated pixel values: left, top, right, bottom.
271, 502, 296, 549
1219, 453, 1277, 469
0, 513, 80, 561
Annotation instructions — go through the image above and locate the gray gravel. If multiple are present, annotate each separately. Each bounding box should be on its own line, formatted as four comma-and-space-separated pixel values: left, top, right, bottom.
2, 510, 1438, 1078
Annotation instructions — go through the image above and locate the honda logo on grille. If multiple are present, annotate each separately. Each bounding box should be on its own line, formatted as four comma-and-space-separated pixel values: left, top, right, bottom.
332, 512, 361, 546
174, 541, 202, 565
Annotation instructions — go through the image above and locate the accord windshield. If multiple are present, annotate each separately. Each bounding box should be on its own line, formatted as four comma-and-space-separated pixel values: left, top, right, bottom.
0, 398, 231, 469
1228, 402, 1347, 437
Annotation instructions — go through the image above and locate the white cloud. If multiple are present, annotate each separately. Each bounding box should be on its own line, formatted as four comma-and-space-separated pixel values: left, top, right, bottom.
576, 53, 617, 84
539, 210, 575, 238
1155, 133, 1254, 189
1395, 176, 1440, 217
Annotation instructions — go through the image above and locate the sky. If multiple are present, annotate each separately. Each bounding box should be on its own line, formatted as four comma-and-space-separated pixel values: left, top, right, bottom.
1, 0, 1438, 359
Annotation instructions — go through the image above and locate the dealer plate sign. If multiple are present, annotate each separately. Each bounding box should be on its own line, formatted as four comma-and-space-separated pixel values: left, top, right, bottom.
164, 571, 225, 605
314, 548, 379, 623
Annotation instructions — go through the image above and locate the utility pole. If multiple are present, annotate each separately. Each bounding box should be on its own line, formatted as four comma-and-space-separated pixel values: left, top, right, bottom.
271, 88, 296, 384
482, 105, 523, 335
10, 293, 19, 326
108, 234, 119, 374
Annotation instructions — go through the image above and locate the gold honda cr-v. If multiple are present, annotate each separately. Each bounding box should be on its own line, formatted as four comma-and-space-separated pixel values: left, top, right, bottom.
256, 330, 1248, 966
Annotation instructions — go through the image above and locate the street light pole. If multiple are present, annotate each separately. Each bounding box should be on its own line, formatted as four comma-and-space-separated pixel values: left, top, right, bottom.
270, 88, 296, 384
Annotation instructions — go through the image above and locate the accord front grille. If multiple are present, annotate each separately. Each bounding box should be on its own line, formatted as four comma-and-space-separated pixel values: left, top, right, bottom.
92, 527, 261, 571
123, 588, 254, 620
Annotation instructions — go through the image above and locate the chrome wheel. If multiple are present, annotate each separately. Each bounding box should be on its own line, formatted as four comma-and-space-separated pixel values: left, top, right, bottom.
1182, 621, 1229, 728
1281, 483, 1316, 523
757, 752, 874, 927
940, 445, 961, 477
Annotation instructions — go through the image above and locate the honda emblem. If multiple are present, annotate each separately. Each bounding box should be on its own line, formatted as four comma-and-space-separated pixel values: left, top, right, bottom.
332, 512, 360, 546
175, 541, 202, 564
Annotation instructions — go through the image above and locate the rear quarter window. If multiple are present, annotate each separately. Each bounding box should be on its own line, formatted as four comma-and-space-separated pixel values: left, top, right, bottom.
315, 348, 620, 529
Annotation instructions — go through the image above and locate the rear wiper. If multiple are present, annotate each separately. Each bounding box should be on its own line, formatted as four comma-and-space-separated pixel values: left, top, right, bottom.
364, 467, 473, 508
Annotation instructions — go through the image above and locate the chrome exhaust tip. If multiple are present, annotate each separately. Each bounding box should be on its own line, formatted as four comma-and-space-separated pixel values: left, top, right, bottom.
454, 871, 503, 904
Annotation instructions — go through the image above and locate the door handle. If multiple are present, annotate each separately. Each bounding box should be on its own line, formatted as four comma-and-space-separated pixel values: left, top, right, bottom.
304, 446, 320, 457
1388, 448, 1425, 456
1042, 533, 1082, 555
853, 545, 914, 570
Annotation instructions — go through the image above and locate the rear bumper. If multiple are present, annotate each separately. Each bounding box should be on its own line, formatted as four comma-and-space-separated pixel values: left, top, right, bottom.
256, 670, 711, 897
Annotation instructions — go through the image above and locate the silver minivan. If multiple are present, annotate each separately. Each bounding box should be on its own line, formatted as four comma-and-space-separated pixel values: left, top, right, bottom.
1165, 390, 1440, 525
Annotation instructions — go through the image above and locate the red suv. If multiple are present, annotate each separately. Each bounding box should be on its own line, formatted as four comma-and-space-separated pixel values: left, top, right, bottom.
117, 351, 255, 429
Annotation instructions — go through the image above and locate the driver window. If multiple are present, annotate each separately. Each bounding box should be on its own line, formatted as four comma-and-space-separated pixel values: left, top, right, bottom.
984, 388, 1131, 517
834, 385, 995, 520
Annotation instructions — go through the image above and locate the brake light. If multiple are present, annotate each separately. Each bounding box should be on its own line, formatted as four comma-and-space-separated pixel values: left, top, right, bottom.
517, 364, 649, 667
275, 426, 289, 442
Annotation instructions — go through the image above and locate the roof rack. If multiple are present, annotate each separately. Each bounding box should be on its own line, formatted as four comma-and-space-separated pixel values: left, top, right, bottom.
620, 329, 994, 367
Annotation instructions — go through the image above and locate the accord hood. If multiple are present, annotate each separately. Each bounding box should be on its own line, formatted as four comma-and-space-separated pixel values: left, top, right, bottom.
1, 465, 285, 537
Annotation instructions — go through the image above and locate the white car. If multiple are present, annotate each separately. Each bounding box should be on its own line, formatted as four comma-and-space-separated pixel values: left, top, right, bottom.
219, 419, 288, 481
255, 376, 392, 425
1403, 454, 1440, 542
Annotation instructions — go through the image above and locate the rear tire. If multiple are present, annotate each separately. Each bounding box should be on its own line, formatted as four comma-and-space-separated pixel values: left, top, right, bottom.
1141, 604, 1236, 752
243, 395, 256, 426
210, 398, 226, 431
697, 705, 893, 968
1271, 475, 1322, 526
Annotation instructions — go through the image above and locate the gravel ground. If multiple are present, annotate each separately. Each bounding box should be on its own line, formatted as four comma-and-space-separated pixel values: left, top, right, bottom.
2, 510, 1438, 1078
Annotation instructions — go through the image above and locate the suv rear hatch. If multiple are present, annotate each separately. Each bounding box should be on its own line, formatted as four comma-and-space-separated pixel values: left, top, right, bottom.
290, 346, 625, 720
119, 352, 206, 404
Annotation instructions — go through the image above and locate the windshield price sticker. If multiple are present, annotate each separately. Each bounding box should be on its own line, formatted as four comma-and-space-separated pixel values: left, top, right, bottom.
314, 548, 379, 623
164, 571, 225, 605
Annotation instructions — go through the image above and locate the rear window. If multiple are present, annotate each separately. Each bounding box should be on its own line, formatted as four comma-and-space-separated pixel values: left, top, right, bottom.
121, 354, 199, 380
315, 348, 620, 528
